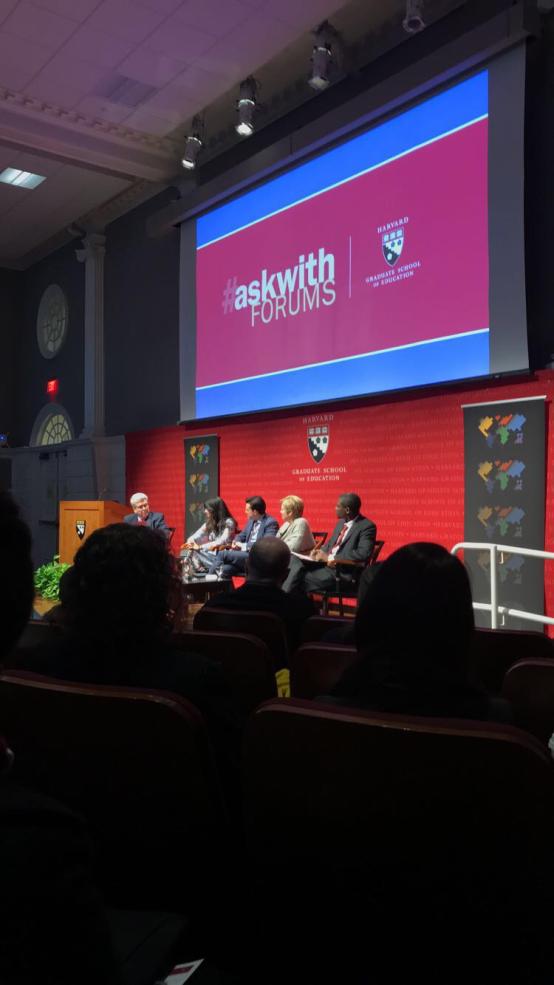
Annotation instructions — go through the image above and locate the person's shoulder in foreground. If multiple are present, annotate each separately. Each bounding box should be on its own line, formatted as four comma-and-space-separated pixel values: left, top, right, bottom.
0, 493, 121, 984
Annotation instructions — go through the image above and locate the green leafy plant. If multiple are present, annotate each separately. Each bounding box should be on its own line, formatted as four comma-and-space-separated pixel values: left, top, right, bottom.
34, 556, 71, 601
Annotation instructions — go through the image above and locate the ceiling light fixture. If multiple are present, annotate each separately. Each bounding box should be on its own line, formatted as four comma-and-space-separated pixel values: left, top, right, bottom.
308, 22, 339, 91
0, 168, 46, 189
181, 115, 204, 170
235, 77, 258, 137
403, 0, 426, 34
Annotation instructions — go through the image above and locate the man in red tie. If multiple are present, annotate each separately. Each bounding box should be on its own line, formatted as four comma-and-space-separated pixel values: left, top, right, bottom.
282, 492, 376, 595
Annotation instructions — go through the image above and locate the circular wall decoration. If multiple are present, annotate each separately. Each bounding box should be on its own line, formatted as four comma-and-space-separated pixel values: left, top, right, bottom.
36, 284, 68, 359
30, 403, 74, 447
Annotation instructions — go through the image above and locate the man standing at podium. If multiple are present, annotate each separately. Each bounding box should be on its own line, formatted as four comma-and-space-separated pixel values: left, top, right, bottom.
124, 492, 169, 537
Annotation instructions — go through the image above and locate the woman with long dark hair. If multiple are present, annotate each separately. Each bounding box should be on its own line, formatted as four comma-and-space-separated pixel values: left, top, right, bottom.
331, 541, 510, 722
182, 497, 237, 572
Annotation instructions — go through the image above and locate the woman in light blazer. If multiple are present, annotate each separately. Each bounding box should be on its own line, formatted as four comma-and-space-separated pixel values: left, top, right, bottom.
181, 497, 237, 571
277, 495, 315, 554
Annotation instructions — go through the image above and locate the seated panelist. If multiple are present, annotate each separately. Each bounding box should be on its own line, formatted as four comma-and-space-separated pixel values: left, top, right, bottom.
124, 491, 169, 537
282, 492, 376, 594
207, 495, 278, 578
277, 495, 315, 554
181, 497, 237, 572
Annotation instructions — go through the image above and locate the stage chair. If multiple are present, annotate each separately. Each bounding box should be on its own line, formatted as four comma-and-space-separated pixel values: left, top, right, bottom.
193, 607, 288, 670
173, 630, 277, 715
241, 697, 554, 981
290, 642, 357, 699
470, 627, 554, 693
311, 538, 384, 616
501, 657, 554, 743
0, 671, 228, 914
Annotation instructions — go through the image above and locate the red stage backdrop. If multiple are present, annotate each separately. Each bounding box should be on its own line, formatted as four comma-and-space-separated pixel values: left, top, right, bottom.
126, 371, 554, 624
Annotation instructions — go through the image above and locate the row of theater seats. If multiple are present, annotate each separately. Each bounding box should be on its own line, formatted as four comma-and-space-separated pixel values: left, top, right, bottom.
4, 615, 554, 981
13, 612, 554, 734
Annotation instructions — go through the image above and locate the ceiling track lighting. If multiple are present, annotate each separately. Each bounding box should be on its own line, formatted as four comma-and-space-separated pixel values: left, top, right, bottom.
403, 0, 426, 34
181, 115, 204, 170
235, 77, 258, 137
308, 21, 339, 91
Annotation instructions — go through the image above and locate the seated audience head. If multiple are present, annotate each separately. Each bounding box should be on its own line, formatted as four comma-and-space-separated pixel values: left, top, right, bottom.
246, 495, 266, 519
246, 537, 291, 586
0, 492, 34, 659
129, 491, 150, 520
280, 495, 304, 521
336, 492, 362, 519
355, 542, 474, 689
68, 523, 176, 648
204, 496, 235, 532
58, 565, 78, 607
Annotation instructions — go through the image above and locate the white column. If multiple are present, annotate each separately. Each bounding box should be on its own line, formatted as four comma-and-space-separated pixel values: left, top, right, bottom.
76, 232, 106, 438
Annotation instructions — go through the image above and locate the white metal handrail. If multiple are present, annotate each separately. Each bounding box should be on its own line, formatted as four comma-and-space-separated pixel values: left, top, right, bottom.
451, 541, 554, 630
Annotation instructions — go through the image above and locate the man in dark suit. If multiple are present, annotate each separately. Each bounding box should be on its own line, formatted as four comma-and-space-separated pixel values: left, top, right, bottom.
204, 537, 314, 655
282, 492, 376, 595
124, 491, 170, 537
208, 495, 278, 578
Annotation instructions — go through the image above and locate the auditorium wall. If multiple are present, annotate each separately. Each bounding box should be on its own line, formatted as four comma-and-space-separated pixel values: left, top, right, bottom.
13, 241, 85, 447
0, 268, 20, 441
104, 189, 180, 436
126, 369, 554, 619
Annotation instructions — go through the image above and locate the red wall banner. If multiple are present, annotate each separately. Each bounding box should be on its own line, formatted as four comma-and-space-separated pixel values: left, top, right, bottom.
126, 371, 554, 624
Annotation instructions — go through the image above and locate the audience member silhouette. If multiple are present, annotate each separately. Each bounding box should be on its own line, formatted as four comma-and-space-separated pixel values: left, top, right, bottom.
17, 523, 241, 781
0, 491, 121, 985
204, 536, 314, 658
330, 541, 511, 722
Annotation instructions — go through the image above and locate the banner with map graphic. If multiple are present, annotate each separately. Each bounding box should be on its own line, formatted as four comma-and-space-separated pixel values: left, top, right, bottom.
463, 397, 545, 629
184, 435, 219, 540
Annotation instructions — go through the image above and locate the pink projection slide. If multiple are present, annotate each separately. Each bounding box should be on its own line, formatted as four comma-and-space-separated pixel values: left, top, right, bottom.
196, 117, 489, 392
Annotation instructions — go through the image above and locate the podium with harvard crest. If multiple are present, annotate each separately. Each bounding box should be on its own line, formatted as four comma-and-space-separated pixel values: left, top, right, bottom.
58, 500, 127, 564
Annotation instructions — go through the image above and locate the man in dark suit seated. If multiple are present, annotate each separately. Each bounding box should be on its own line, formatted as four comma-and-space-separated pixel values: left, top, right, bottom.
207, 495, 279, 578
282, 492, 376, 595
203, 537, 314, 654
124, 491, 169, 537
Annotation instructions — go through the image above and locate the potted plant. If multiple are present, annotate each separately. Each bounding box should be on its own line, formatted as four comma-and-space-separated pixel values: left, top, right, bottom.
34, 556, 71, 601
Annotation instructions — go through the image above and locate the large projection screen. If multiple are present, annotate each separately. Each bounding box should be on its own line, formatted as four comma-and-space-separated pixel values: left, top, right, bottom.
179, 45, 527, 422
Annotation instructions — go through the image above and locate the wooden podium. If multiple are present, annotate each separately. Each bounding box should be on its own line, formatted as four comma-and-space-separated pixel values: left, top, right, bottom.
59, 500, 128, 564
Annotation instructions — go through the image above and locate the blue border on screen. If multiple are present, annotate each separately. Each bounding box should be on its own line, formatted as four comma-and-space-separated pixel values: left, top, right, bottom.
195, 331, 490, 419
196, 71, 488, 249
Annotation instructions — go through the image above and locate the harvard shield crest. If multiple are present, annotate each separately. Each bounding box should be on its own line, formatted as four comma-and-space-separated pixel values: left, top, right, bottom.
382, 227, 404, 267
307, 425, 329, 463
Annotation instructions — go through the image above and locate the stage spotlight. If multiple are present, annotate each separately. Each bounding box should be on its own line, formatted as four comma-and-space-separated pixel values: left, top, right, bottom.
181, 116, 204, 170
309, 22, 335, 91
403, 0, 426, 33
235, 78, 257, 137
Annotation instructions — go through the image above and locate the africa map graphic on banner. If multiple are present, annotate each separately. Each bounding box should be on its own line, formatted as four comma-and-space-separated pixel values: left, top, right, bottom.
463, 399, 545, 628
478, 459, 525, 494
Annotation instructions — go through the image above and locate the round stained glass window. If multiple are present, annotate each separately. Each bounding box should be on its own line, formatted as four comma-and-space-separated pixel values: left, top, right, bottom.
37, 284, 68, 359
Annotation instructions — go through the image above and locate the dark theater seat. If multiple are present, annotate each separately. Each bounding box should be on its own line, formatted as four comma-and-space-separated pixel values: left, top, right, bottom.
241, 698, 554, 982
0, 671, 229, 916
